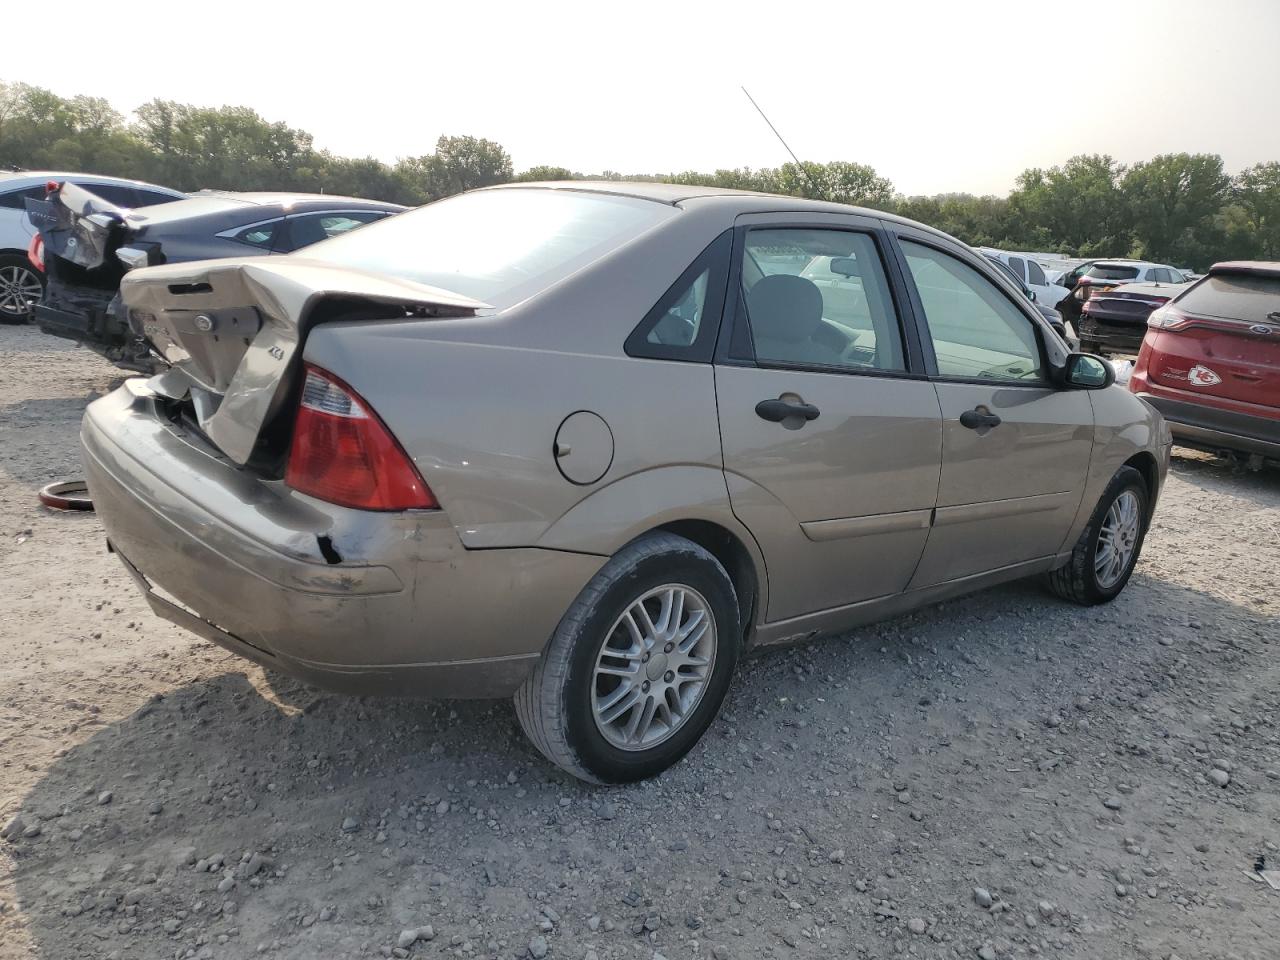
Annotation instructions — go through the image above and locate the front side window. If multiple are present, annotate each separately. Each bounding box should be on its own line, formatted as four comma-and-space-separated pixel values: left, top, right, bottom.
734, 228, 906, 372
1027, 260, 1047, 286
305, 188, 676, 308
901, 240, 1043, 382
1007, 256, 1026, 281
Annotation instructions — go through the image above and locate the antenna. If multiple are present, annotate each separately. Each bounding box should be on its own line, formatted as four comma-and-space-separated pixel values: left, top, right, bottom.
741, 86, 824, 200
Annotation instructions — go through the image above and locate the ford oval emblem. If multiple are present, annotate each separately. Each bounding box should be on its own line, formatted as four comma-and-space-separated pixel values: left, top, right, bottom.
1249, 323, 1274, 336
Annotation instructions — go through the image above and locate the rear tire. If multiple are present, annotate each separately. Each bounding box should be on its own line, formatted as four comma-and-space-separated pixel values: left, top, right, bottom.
0, 254, 43, 324
1046, 466, 1149, 605
514, 532, 740, 783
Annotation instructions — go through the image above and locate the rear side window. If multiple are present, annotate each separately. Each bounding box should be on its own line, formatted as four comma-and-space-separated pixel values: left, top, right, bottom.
281, 211, 385, 251
1007, 256, 1026, 280
85, 183, 139, 207
1027, 260, 1047, 285
733, 228, 906, 373
1177, 273, 1280, 324
232, 220, 281, 249
0, 186, 44, 209
304, 189, 675, 308
135, 189, 182, 207
625, 231, 731, 362
1087, 264, 1140, 281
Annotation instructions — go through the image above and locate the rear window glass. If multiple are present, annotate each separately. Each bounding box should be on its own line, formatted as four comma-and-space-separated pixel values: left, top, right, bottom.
1086, 264, 1140, 281
1177, 274, 1280, 324
0, 185, 45, 209
303, 189, 675, 308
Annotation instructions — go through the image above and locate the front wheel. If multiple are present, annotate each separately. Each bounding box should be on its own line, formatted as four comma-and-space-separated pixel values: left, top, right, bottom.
1046, 466, 1149, 605
514, 532, 741, 783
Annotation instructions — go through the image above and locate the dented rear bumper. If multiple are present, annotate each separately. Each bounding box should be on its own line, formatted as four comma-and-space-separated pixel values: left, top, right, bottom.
82, 380, 603, 698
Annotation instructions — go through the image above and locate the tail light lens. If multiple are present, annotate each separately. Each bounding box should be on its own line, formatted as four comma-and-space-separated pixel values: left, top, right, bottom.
285, 364, 437, 511
1147, 306, 1190, 330
27, 233, 44, 272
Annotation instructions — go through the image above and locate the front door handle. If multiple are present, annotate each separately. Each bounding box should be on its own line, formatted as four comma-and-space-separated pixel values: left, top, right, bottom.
959, 407, 1002, 430
755, 398, 821, 423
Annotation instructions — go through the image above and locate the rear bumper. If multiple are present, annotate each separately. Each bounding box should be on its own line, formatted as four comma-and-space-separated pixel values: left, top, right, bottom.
1078, 315, 1146, 353
82, 382, 605, 698
1134, 392, 1280, 459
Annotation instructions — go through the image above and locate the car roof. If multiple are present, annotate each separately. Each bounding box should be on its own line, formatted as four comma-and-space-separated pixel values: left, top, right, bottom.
0, 170, 183, 195
190, 190, 405, 210
1208, 261, 1280, 279
482, 180, 946, 237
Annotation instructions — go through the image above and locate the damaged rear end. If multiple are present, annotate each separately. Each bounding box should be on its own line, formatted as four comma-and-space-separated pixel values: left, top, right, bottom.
76, 257, 556, 696
27, 182, 155, 367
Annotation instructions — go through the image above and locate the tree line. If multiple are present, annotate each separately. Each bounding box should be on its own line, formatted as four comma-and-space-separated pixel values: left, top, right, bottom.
3, 81, 1277, 270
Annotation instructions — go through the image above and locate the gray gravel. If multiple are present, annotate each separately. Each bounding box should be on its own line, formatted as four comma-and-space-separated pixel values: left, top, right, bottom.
2, 322, 1278, 960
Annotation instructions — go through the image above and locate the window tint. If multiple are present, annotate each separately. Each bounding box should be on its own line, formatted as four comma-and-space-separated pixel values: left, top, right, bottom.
735, 229, 905, 372
305, 189, 675, 308
1027, 260, 1047, 286
901, 240, 1044, 382
0, 186, 44, 209
85, 184, 139, 207
1176, 273, 1280, 324
232, 220, 280, 249
134, 189, 181, 207
647, 268, 708, 347
1086, 264, 1140, 281
1007, 256, 1026, 281
283, 211, 385, 251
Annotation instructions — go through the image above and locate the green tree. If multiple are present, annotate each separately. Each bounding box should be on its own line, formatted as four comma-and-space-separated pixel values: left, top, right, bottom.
1006, 154, 1130, 257
514, 165, 577, 182
1234, 161, 1280, 259
398, 135, 513, 202
1120, 153, 1230, 268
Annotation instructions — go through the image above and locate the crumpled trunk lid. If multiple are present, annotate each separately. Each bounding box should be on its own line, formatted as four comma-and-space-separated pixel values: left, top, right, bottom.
25, 182, 136, 271
120, 257, 487, 466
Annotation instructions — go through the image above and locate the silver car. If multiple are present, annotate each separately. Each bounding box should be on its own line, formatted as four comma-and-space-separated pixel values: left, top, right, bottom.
82, 182, 1172, 783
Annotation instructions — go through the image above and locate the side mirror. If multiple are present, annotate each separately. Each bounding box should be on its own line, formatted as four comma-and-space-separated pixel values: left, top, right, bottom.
1064, 352, 1114, 389
1028, 289, 1038, 302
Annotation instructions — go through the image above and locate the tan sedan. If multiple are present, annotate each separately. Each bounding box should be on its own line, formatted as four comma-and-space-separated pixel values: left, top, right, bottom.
82, 182, 1171, 782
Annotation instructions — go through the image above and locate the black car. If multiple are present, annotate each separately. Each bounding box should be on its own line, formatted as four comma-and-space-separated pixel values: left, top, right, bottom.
28, 184, 404, 369
1079, 280, 1188, 355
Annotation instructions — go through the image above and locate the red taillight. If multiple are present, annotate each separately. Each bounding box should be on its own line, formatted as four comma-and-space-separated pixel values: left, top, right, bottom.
27, 233, 44, 273
285, 364, 437, 511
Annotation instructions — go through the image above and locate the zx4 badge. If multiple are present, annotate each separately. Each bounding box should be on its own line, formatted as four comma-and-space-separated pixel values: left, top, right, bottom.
1187, 364, 1222, 387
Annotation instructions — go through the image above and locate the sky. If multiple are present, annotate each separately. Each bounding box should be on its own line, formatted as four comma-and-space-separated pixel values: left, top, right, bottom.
7, 0, 1280, 196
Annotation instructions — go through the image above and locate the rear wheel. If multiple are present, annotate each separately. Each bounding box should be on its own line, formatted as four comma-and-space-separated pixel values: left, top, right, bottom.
1046, 466, 1148, 605
0, 254, 43, 323
514, 532, 740, 783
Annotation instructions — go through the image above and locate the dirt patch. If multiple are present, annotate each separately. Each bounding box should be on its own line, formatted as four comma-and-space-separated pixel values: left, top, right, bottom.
1, 322, 1277, 960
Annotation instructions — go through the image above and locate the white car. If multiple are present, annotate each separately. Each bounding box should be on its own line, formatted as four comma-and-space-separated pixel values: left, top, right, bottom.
977, 248, 1071, 311
0, 171, 184, 322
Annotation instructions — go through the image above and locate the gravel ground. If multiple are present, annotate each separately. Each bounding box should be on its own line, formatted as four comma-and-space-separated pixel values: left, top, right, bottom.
1, 321, 1278, 960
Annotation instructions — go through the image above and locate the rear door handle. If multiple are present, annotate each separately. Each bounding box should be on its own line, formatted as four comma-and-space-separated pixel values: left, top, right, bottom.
959, 408, 1002, 430
755, 398, 821, 423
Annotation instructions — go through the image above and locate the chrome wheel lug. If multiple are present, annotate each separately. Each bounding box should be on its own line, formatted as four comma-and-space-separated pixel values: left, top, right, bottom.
642, 681, 650, 693
664, 670, 674, 683
664, 642, 674, 653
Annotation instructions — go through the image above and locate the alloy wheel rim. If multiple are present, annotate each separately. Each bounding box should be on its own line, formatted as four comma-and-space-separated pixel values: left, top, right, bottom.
1095, 490, 1141, 588
591, 584, 717, 751
0, 265, 42, 317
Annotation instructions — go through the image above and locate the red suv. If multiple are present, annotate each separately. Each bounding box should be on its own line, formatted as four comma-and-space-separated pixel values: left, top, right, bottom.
1129, 262, 1280, 464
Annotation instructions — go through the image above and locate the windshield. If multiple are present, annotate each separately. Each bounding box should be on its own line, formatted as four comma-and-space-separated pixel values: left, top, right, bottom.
1178, 273, 1280, 324
301, 188, 675, 308
1086, 264, 1140, 281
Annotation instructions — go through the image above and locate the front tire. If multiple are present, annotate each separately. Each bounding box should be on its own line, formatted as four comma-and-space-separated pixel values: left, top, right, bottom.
514, 532, 740, 783
1046, 466, 1149, 605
